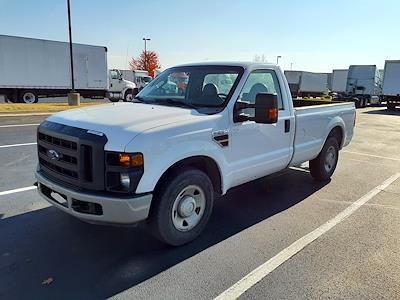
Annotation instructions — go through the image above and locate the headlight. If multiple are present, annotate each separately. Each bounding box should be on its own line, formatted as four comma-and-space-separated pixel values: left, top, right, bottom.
120, 173, 130, 190
105, 152, 144, 193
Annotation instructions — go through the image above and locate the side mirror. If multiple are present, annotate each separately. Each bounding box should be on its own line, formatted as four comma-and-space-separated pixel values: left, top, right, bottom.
234, 93, 278, 124
254, 93, 278, 124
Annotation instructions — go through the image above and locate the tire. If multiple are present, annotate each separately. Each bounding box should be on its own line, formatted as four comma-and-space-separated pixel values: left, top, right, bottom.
133, 88, 139, 96
387, 103, 396, 111
149, 167, 214, 246
354, 98, 361, 108
6, 95, 17, 103
309, 137, 339, 182
108, 98, 120, 103
20, 91, 38, 103
123, 90, 133, 102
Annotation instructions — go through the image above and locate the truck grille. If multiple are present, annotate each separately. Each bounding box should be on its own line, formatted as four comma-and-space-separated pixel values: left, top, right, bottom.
37, 121, 107, 190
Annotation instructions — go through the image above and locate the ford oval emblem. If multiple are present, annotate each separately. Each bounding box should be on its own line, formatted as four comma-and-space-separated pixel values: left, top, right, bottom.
47, 149, 61, 161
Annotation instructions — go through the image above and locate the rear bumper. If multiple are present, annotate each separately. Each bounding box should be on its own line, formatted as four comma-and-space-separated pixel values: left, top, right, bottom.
35, 171, 152, 225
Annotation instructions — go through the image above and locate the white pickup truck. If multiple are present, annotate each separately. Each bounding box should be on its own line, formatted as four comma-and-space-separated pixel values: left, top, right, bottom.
35, 62, 355, 246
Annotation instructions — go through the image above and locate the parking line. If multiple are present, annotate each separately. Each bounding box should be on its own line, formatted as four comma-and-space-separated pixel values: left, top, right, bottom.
0, 186, 36, 196
0, 142, 37, 149
342, 150, 400, 162
215, 172, 400, 300
0, 123, 39, 128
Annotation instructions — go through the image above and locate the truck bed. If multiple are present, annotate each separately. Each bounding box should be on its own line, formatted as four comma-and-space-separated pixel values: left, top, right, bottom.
289, 100, 355, 166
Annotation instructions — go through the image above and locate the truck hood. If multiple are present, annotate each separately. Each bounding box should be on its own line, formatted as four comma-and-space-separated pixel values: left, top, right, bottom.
47, 102, 206, 151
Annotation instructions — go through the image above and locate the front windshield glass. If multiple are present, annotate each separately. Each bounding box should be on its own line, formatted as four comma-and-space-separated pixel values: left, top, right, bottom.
136, 66, 243, 108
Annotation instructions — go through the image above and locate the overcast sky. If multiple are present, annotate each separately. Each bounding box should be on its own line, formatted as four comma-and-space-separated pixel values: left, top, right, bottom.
1, 0, 399, 71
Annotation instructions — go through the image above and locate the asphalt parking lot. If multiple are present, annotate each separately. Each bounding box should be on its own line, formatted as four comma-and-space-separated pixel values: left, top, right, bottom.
0, 106, 399, 299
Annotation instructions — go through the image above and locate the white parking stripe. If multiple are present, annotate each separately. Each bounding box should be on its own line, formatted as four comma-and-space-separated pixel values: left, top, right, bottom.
343, 150, 400, 162
215, 172, 400, 300
0, 123, 39, 128
0, 142, 37, 149
0, 186, 36, 196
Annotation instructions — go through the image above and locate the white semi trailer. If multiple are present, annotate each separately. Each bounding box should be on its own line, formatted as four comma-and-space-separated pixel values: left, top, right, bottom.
381, 60, 400, 110
284, 71, 328, 97
0, 35, 135, 103
331, 69, 348, 93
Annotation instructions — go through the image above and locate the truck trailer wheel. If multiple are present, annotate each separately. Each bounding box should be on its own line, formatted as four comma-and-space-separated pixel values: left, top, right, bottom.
149, 167, 214, 246
309, 137, 339, 181
20, 91, 38, 103
387, 103, 396, 110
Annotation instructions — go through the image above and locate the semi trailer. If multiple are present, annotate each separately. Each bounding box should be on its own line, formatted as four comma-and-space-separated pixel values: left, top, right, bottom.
0, 35, 136, 103
284, 71, 328, 97
381, 60, 400, 110
331, 69, 348, 93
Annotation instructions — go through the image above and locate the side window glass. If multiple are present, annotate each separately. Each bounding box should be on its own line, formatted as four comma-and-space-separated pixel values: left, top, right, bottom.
239, 70, 284, 110
110, 70, 119, 80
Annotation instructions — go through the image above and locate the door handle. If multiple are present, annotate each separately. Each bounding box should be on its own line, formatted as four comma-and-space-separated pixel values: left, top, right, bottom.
285, 120, 290, 133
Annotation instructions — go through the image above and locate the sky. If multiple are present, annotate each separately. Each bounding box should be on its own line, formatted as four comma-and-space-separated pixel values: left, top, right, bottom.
1, 0, 399, 72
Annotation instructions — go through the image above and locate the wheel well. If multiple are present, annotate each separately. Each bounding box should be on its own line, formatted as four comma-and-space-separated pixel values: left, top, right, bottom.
124, 89, 133, 97
155, 156, 222, 195
328, 126, 343, 148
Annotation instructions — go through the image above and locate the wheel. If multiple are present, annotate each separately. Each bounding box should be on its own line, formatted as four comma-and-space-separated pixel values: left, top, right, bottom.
309, 137, 339, 181
354, 98, 360, 108
133, 88, 139, 96
149, 167, 214, 246
6, 95, 17, 103
108, 98, 120, 103
20, 91, 38, 103
387, 103, 396, 110
123, 90, 133, 102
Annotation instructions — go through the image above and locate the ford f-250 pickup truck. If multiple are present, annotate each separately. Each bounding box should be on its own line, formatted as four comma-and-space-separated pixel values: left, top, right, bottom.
35, 62, 355, 246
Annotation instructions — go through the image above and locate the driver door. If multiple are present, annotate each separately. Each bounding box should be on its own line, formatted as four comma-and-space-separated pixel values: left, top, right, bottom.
228, 69, 293, 187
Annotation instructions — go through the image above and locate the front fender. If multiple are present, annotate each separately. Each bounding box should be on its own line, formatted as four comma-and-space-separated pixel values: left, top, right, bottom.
139, 141, 227, 194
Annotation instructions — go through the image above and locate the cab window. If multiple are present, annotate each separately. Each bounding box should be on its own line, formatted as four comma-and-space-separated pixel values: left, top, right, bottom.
239, 70, 284, 110
110, 70, 119, 80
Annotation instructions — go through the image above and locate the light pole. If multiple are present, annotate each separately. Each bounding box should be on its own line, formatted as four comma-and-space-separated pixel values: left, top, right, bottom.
276, 55, 282, 65
290, 62, 293, 70
67, 0, 79, 106
143, 38, 151, 70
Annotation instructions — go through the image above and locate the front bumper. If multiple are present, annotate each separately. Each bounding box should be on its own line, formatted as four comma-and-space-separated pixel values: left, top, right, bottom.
35, 171, 152, 225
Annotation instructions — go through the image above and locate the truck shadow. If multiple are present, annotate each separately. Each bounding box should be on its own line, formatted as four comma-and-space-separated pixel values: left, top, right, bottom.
0, 168, 328, 299
363, 108, 400, 116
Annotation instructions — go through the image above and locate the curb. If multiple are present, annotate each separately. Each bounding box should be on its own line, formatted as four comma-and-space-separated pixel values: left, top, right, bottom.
0, 112, 57, 117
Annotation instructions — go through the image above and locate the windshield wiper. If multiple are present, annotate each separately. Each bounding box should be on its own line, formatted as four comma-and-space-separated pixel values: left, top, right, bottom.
156, 98, 198, 109
133, 96, 145, 102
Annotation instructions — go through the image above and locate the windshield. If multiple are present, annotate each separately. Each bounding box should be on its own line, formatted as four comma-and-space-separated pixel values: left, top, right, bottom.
143, 76, 152, 83
136, 66, 243, 108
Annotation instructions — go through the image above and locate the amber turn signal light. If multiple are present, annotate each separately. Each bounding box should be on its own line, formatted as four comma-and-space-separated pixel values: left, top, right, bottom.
267, 108, 278, 121
118, 153, 144, 167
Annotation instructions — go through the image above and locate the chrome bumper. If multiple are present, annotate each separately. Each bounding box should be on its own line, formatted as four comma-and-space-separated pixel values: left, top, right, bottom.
35, 171, 152, 225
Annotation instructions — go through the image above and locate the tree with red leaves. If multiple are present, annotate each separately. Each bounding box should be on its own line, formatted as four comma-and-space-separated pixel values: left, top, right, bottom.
129, 50, 161, 77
